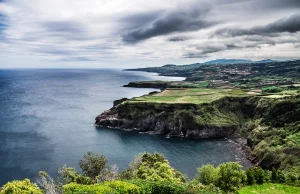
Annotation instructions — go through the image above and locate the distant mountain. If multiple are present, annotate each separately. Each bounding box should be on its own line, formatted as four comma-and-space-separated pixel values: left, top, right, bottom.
203, 59, 253, 64
254, 59, 276, 63
203, 59, 276, 65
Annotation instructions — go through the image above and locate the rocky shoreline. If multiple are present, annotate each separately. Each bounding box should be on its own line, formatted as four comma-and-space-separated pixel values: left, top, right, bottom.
94, 95, 262, 166
95, 105, 255, 165
95, 101, 239, 139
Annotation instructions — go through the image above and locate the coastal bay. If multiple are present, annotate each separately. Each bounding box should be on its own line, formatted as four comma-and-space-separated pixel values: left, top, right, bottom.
0, 69, 251, 186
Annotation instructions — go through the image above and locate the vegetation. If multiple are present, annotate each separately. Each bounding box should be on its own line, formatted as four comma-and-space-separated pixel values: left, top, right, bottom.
3, 61, 300, 193
262, 86, 283, 93
125, 60, 300, 86
238, 183, 300, 194
109, 93, 300, 173
2, 152, 300, 194
130, 88, 247, 104
0, 179, 42, 194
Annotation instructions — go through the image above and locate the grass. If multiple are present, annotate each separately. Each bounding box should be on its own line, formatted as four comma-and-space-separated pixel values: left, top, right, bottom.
170, 81, 209, 88
130, 88, 248, 104
238, 183, 300, 194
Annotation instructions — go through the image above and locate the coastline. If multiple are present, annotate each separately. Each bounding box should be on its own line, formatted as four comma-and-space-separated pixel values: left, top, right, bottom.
95, 70, 257, 167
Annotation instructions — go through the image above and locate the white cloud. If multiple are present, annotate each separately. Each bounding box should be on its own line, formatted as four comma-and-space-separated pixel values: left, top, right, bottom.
0, 0, 299, 68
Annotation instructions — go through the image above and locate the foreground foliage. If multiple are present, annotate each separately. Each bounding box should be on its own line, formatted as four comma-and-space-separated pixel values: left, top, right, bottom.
2, 152, 300, 193
0, 179, 42, 194
238, 183, 300, 194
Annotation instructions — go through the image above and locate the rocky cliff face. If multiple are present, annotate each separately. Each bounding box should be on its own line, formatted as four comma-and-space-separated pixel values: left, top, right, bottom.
123, 81, 169, 89
95, 97, 256, 138
95, 95, 300, 171
95, 109, 238, 138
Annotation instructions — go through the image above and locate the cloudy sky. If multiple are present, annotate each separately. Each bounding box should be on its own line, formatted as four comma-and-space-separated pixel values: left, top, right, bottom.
0, 0, 299, 68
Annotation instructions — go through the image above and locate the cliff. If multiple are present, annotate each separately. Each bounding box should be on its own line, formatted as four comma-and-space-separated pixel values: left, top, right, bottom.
95, 96, 259, 138
95, 95, 300, 171
123, 81, 170, 89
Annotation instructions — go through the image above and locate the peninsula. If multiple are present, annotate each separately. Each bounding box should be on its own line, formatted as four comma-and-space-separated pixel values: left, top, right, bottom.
95, 60, 300, 172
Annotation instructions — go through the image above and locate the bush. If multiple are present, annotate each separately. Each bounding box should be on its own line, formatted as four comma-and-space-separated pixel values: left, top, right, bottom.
271, 168, 286, 183
104, 181, 141, 194
128, 179, 185, 194
134, 161, 182, 183
246, 166, 266, 185
151, 181, 185, 194
132, 153, 183, 184
63, 183, 116, 194
0, 179, 42, 194
196, 164, 218, 185
184, 182, 222, 194
262, 86, 283, 93
58, 165, 92, 184
217, 162, 247, 192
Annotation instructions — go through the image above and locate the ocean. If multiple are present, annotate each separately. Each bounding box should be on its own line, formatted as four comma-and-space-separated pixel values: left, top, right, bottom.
0, 69, 252, 185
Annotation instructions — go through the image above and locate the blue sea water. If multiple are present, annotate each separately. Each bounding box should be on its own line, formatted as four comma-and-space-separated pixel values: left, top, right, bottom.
0, 69, 252, 185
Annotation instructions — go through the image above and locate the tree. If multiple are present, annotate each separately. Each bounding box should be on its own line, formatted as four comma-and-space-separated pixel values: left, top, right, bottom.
217, 162, 247, 192
0, 179, 42, 194
131, 153, 184, 184
78, 152, 107, 180
196, 164, 219, 185
120, 152, 167, 181
58, 165, 92, 185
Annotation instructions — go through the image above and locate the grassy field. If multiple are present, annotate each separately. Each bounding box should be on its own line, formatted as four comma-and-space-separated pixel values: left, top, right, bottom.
169, 81, 209, 88
262, 90, 299, 98
130, 88, 248, 104
238, 184, 300, 194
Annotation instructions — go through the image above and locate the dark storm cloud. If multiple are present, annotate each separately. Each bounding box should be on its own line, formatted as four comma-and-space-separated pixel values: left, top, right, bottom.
168, 36, 190, 42
196, 44, 227, 54
122, 3, 217, 43
184, 37, 279, 58
120, 10, 164, 30
215, 12, 300, 37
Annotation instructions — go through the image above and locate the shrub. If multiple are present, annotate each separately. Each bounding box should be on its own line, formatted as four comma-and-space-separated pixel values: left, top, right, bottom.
141, 153, 166, 167
0, 179, 42, 194
128, 179, 185, 194
63, 183, 116, 194
262, 86, 283, 93
58, 165, 92, 184
217, 162, 247, 192
196, 164, 219, 185
151, 181, 185, 194
271, 168, 286, 183
132, 153, 183, 184
134, 161, 182, 183
104, 181, 141, 194
246, 166, 266, 185
184, 181, 222, 194
79, 152, 108, 180
120, 168, 135, 180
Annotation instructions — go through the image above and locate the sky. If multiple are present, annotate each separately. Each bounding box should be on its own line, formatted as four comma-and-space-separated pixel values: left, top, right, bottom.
0, 0, 300, 68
